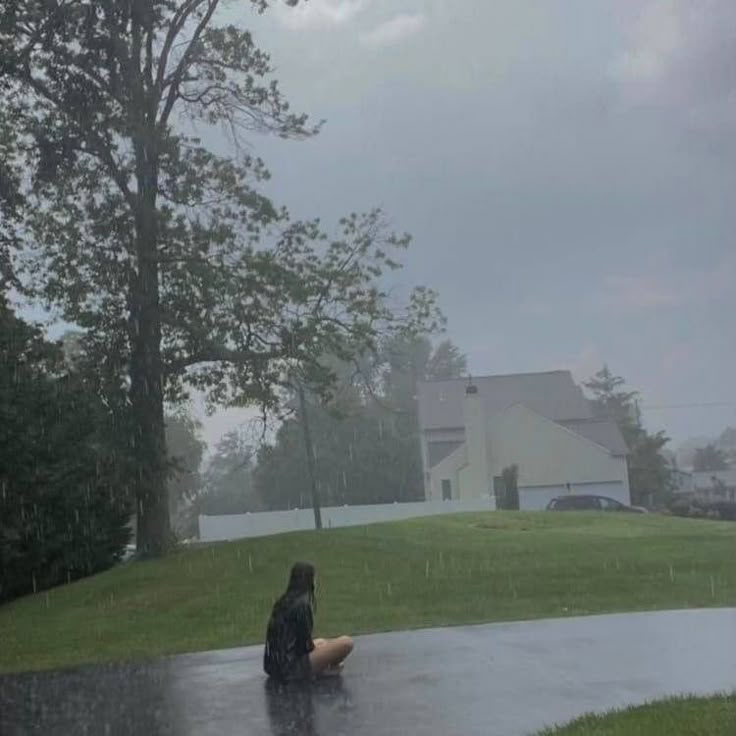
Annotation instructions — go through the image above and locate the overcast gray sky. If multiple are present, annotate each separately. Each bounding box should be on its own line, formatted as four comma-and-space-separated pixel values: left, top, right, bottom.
193, 0, 735, 450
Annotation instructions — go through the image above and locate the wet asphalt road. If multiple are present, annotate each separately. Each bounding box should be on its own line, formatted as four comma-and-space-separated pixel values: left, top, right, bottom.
1, 608, 735, 735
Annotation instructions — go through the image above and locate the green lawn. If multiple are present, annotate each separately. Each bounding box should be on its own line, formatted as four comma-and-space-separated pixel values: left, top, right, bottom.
535, 694, 736, 735
0, 512, 734, 673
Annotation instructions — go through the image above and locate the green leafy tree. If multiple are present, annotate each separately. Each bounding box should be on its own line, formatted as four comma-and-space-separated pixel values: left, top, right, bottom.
253, 339, 467, 510
380, 334, 434, 411
426, 340, 468, 381
583, 366, 639, 426
253, 420, 308, 511
165, 411, 205, 529
1, 1, 441, 555
254, 401, 427, 511
374, 334, 467, 500
0, 100, 24, 290
584, 366, 673, 507
181, 429, 262, 535
693, 444, 729, 472
63, 335, 206, 533
0, 299, 132, 602
202, 430, 260, 513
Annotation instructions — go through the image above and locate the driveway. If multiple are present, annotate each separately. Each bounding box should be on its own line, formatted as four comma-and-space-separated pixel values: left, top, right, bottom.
1, 608, 735, 735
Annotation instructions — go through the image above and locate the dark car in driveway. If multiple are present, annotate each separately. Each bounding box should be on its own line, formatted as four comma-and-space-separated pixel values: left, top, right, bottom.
546, 494, 647, 512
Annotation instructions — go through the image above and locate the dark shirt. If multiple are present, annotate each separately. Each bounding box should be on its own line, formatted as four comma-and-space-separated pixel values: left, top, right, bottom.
263, 594, 315, 680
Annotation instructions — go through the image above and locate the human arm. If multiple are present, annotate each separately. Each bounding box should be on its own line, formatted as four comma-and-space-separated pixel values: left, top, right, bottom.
293, 600, 315, 654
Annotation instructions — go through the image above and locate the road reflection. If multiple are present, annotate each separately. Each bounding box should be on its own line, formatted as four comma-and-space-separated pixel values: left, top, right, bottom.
264, 676, 352, 736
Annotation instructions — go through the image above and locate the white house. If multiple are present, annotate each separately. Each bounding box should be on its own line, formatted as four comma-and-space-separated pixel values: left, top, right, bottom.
417, 371, 630, 510
670, 468, 695, 494
691, 469, 736, 502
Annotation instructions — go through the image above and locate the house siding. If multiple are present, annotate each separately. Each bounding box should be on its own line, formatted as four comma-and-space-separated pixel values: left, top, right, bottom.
487, 405, 629, 495
428, 444, 467, 501
424, 403, 630, 509
421, 428, 465, 499
419, 376, 631, 511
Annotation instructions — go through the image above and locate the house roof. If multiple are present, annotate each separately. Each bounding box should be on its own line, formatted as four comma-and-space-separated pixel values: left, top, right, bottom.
557, 418, 629, 455
417, 370, 594, 431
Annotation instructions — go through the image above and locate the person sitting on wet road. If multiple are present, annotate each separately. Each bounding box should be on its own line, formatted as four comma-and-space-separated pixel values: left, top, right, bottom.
263, 562, 353, 681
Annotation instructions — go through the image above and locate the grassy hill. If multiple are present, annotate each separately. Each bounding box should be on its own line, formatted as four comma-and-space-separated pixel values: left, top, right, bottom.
1, 512, 734, 673
536, 694, 736, 735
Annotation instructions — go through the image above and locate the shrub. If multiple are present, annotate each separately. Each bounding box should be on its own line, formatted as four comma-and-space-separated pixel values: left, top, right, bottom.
667, 496, 736, 522
0, 302, 132, 603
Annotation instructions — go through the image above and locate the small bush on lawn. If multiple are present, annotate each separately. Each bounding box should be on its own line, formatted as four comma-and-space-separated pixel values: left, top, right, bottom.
668, 497, 736, 522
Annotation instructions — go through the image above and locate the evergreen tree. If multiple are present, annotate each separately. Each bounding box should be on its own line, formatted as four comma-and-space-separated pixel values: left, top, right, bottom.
585, 366, 673, 507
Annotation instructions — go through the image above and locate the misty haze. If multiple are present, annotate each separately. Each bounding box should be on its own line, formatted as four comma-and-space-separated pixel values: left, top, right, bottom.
1, 2, 735, 735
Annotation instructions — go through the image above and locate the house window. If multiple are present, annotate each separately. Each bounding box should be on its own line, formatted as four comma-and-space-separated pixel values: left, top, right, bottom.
441, 479, 452, 500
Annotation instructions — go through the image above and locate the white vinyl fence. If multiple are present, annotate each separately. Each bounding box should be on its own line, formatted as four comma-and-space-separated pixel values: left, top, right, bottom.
199, 497, 496, 542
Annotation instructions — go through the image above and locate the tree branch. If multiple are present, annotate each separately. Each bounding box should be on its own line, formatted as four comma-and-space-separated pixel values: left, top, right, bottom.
158, 0, 221, 128
155, 0, 207, 94
21, 74, 136, 211
165, 343, 283, 376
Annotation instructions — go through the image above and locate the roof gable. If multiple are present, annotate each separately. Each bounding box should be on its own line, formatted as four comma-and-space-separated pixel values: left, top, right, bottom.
493, 403, 626, 458
417, 370, 594, 431
557, 418, 629, 456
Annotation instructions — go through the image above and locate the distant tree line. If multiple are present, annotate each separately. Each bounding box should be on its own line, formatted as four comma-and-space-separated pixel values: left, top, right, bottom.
250, 337, 465, 511
3, 305, 682, 605
692, 444, 729, 473
170, 336, 467, 528
675, 428, 736, 471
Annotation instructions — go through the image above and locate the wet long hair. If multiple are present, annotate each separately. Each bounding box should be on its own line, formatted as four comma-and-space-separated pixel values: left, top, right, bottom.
274, 562, 316, 613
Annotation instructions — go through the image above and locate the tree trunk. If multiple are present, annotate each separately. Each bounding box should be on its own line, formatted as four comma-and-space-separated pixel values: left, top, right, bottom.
130, 137, 170, 556
297, 381, 322, 530
130, 257, 170, 556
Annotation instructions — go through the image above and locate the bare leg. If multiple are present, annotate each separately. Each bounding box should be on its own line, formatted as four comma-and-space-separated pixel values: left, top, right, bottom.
309, 636, 353, 677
